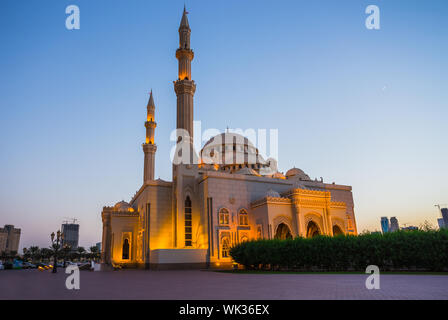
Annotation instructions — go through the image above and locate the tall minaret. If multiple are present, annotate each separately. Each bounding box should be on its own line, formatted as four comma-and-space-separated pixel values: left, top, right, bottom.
143, 90, 157, 182
174, 6, 196, 144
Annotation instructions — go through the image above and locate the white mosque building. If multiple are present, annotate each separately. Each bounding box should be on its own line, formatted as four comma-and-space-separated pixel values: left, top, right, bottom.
100, 8, 357, 269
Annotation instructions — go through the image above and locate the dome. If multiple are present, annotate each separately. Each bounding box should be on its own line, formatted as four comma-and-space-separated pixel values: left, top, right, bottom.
270, 172, 286, 179
114, 201, 131, 211
266, 189, 281, 198
285, 167, 310, 180
200, 132, 268, 171
235, 167, 260, 176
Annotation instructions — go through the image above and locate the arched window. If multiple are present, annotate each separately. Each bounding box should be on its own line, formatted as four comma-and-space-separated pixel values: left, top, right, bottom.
239, 209, 248, 226
219, 208, 230, 225
221, 237, 230, 258
122, 238, 130, 260
185, 196, 192, 247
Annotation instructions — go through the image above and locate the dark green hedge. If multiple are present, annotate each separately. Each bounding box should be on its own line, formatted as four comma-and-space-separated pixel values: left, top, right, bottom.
230, 230, 448, 271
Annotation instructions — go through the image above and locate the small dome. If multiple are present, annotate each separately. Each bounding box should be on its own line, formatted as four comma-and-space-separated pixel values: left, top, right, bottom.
285, 167, 310, 180
266, 189, 281, 198
114, 201, 131, 211
270, 172, 286, 179
235, 167, 259, 176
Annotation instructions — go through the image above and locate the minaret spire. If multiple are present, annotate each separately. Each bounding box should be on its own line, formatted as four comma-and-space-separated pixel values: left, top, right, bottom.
143, 90, 157, 182
174, 6, 196, 144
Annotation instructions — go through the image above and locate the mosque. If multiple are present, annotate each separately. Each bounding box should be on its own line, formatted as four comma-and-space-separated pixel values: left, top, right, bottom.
100, 8, 357, 269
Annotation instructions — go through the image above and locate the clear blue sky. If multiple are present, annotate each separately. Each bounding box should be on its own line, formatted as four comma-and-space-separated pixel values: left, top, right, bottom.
1, 0, 447, 250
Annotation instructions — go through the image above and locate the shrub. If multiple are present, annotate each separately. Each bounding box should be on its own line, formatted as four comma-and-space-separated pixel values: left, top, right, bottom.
229, 229, 448, 272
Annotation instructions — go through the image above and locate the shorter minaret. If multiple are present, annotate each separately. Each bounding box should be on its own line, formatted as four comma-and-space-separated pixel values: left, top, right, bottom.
143, 90, 157, 182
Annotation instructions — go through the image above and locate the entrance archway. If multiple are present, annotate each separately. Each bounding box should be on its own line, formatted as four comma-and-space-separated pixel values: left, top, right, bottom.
332, 225, 343, 236
122, 238, 130, 260
274, 223, 292, 240
306, 221, 320, 238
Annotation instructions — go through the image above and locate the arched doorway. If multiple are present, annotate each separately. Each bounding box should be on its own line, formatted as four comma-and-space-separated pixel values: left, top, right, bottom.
332, 225, 343, 236
122, 238, 130, 260
306, 221, 320, 238
274, 223, 292, 240
221, 237, 230, 258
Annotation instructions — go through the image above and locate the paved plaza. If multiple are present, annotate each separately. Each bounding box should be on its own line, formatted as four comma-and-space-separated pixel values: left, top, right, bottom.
1, 269, 447, 300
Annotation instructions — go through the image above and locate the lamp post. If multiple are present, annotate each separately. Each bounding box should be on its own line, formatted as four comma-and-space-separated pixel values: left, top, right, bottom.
50, 230, 63, 273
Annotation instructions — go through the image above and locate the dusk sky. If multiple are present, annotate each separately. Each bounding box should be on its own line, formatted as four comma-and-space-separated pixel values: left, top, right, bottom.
1, 0, 447, 251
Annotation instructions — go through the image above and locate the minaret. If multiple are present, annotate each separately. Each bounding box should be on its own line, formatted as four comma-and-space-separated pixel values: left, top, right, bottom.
174, 6, 196, 144
143, 90, 157, 182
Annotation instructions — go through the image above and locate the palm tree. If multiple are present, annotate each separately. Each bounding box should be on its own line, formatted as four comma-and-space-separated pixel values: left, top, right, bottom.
62, 244, 71, 266
40, 248, 52, 263
77, 247, 86, 262
0, 250, 7, 262
23, 247, 31, 262
89, 246, 99, 262
29, 246, 40, 263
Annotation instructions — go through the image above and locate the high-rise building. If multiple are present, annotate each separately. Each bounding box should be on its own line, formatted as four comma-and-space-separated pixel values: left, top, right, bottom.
401, 226, 418, 231
96, 242, 101, 252
437, 218, 445, 229
380, 217, 389, 233
441, 208, 448, 228
61, 222, 79, 250
0, 225, 21, 254
389, 217, 399, 232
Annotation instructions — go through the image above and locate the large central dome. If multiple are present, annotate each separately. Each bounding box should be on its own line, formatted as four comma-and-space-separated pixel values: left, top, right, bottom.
200, 132, 271, 173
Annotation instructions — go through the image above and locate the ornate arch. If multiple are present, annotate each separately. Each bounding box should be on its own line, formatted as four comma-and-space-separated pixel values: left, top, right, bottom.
331, 217, 346, 236
273, 215, 294, 238
183, 185, 194, 200
238, 208, 249, 226
304, 213, 324, 238
218, 207, 230, 225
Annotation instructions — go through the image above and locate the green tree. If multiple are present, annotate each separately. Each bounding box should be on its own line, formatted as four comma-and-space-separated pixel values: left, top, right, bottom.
40, 248, 53, 262
89, 246, 100, 261
22, 247, 31, 262
29, 246, 40, 263
77, 247, 86, 261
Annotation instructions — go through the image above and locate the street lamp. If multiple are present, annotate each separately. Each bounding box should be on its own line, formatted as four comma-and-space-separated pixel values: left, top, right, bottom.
50, 230, 64, 273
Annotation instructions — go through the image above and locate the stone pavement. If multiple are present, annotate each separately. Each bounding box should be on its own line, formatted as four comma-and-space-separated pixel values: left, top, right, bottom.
1, 269, 447, 300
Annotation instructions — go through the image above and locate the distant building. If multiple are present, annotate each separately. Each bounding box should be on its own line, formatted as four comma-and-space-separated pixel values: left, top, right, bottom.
401, 226, 418, 231
381, 217, 389, 233
441, 208, 448, 228
61, 223, 79, 250
390, 217, 399, 232
96, 242, 101, 252
0, 225, 21, 253
438, 218, 445, 229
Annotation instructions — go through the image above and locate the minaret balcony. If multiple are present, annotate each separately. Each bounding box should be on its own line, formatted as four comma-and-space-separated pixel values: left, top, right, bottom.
174, 79, 196, 95
176, 48, 194, 60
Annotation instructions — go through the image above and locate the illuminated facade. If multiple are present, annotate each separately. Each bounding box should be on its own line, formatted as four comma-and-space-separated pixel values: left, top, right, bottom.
101, 8, 358, 269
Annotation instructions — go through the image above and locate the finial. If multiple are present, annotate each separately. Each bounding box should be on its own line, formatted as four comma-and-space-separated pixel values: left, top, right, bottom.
180, 4, 190, 29
147, 89, 155, 108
